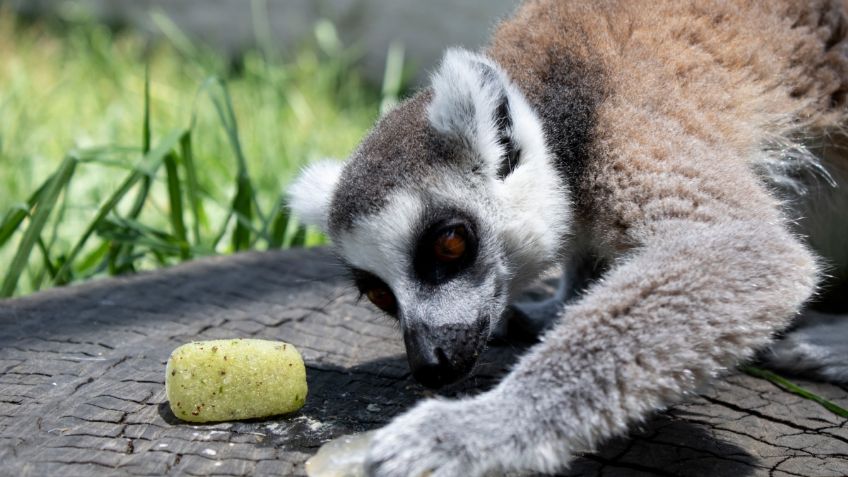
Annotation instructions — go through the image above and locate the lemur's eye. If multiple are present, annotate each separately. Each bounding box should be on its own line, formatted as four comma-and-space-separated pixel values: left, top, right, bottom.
365, 285, 396, 314
414, 216, 478, 285
434, 225, 467, 262
351, 269, 398, 316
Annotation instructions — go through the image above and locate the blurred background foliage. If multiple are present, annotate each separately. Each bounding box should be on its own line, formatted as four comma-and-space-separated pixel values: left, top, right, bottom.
0, 5, 409, 297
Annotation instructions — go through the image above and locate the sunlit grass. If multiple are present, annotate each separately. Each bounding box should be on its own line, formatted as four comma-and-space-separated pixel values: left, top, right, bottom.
0, 9, 404, 297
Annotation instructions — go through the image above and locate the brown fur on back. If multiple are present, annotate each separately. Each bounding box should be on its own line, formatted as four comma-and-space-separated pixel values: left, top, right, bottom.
490, 0, 848, 253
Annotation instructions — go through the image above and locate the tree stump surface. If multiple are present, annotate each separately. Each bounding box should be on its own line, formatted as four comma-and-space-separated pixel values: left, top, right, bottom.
0, 248, 846, 476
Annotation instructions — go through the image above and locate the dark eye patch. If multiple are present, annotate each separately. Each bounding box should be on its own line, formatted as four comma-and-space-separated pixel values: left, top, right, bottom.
350, 268, 398, 316
413, 217, 478, 285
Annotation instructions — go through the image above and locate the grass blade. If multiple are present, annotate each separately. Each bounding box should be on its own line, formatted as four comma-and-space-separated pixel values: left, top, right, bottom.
0, 205, 30, 249
179, 131, 205, 244
142, 65, 151, 154
203, 78, 261, 251
114, 66, 155, 270
211, 209, 234, 252
206, 78, 265, 223
742, 365, 848, 418
36, 237, 57, 279
289, 224, 307, 248
164, 151, 189, 258
126, 65, 154, 220
380, 41, 405, 114
2, 155, 77, 297
231, 174, 253, 251
53, 130, 183, 284
75, 241, 110, 277
0, 180, 52, 248
268, 196, 290, 248
150, 9, 201, 61
97, 217, 186, 256
208, 79, 248, 174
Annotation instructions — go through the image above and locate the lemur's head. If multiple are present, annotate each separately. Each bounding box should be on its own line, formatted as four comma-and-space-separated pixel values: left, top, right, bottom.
290, 49, 570, 388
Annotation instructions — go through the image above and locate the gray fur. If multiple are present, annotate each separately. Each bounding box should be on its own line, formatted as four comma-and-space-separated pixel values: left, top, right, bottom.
765, 310, 848, 382
327, 92, 446, 233
287, 1, 848, 475
521, 55, 606, 192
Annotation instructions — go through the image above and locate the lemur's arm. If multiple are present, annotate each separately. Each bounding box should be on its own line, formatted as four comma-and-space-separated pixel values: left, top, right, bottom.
365, 148, 818, 476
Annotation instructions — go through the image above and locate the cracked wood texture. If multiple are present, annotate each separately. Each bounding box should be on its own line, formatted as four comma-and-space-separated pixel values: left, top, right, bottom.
1, 247, 847, 476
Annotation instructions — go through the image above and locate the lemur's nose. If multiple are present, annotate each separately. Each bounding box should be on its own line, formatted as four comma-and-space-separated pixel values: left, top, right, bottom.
408, 346, 457, 388
403, 329, 467, 389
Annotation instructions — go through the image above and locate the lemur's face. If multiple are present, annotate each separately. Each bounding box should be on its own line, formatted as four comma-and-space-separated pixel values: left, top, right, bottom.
290, 49, 571, 388
332, 188, 509, 388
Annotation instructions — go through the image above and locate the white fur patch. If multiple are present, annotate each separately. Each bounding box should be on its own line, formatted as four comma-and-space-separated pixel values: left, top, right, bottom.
336, 190, 424, 288
494, 84, 572, 294
428, 48, 512, 177
287, 159, 344, 231
755, 138, 836, 196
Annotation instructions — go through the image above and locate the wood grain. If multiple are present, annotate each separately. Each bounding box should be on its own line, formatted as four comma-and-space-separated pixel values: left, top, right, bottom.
0, 248, 846, 476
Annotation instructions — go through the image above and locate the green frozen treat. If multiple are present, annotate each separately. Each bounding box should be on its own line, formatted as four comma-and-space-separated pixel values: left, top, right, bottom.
165, 339, 307, 422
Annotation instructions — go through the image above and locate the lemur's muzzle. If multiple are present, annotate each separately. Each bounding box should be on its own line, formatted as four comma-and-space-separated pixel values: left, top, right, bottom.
402, 319, 489, 389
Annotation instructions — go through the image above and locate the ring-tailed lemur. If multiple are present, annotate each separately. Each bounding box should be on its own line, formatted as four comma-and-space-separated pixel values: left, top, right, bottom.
290, 1, 848, 475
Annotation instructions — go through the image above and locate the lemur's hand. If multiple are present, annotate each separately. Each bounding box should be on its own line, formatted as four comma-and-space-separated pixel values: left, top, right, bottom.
364, 398, 481, 477
364, 392, 538, 477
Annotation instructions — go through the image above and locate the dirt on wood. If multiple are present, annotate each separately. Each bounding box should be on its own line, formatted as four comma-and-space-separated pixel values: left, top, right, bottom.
0, 248, 846, 476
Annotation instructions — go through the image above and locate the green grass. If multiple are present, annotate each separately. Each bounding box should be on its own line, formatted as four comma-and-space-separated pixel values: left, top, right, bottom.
742, 365, 848, 418
0, 8, 406, 297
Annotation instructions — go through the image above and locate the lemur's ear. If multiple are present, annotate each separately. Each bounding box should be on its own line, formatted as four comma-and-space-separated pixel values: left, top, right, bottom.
428, 48, 520, 179
287, 159, 344, 232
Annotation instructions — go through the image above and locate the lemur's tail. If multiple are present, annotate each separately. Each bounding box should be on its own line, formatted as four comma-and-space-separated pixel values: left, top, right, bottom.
765, 310, 848, 383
